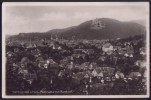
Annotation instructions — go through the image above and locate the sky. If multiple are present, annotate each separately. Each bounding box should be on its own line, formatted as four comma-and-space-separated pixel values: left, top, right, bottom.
2, 2, 149, 35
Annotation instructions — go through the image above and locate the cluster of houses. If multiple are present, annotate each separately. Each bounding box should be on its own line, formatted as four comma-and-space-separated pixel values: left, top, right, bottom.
6, 35, 147, 95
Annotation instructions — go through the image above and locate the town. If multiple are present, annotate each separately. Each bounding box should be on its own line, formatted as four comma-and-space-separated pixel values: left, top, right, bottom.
6, 34, 147, 95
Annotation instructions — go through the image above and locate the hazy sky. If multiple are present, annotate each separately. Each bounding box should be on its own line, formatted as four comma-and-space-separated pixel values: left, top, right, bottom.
2, 2, 149, 35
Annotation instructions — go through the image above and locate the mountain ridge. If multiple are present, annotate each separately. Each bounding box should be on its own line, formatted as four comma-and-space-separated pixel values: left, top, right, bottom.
11, 18, 146, 40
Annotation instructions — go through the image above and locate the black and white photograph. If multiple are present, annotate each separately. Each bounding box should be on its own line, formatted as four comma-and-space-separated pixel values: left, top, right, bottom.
2, 2, 150, 98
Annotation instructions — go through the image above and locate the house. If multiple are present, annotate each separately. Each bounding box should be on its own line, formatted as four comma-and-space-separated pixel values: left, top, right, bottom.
73, 72, 85, 80
32, 48, 41, 56
46, 58, 56, 64
102, 43, 113, 54
66, 62, 74, 70
38, 61, 49, 68
116, 38, 120, 40
20, 57, 30, 66
124, 42, 131, 46
71, 54, 82, 62
128, 72, 142, 79
97, 72, 103, 79
140, 47, 146, 55
59, 63, 65, 68
79, 64, 88, 70
83, 49, 94, 55
43, 63, 49, 69
84, 74, 89, 79
135, 60, 146, 68
84, 71, 92, 78
69, 56, 74, 61
115, 71, 124, 79
37, 42, 47, 47
106, 50, 113, 55
124, 53, 129, 57
92, 69, 98, 77
52, 44, 62, 50
18, 68, 28, 75
14, 48, 20, 53
111, 76, 116, 81
143, 70, 147, 78
89, 62, 98, 68
22, 71, 37, 84
48, 41, 55, 47
81, 62, 89, 67
12, 63, 20, 71
118, 45, 134, 57
58, 70, 66, 77
98, 56, 106, 62
88, 64, 93, 70
57, 46, 62, 50
33, 44, 37, 48
118, 48, 127, 55
6, 51, 15, 57
36, 57, 44, 63
113, 46, 122, 51
129, 54, 133, 57
49, 62, 59, 68
100, 67, 115, 75
92, 68, 103, 78
73, 49, 83, 54
34, 53, 41, 58
26, 44, 33, 48
105, 76, 112, 83
100, 78, 105, 84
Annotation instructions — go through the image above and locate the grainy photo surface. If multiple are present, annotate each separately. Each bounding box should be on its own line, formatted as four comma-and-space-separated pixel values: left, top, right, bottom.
2, 2, 150, 98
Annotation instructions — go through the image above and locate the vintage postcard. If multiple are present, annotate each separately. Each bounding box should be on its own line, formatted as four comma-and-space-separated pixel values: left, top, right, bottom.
2, 2, 150, 98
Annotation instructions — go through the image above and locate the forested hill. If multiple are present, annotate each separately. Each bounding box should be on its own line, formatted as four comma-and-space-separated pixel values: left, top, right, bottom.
9, 18, 146, 40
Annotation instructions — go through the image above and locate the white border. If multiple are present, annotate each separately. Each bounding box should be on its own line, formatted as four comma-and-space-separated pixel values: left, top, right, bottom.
2, 2, 150, 98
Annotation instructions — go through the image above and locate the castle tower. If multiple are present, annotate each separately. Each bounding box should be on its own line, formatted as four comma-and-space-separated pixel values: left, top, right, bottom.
91, 18, 105, 29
